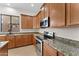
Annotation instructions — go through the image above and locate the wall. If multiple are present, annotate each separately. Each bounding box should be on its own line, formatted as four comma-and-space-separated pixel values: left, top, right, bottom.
39, 26, 79, 41
20, 29, 39, 32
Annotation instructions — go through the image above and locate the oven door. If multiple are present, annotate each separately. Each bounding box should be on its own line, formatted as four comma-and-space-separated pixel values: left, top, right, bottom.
35, 37, 43, 56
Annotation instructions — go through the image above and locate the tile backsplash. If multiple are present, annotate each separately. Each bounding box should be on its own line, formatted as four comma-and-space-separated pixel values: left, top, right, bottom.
39, 26, 79, 41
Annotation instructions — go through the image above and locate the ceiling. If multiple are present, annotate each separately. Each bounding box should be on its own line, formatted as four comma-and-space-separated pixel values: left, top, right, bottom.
0, 3, 43, 16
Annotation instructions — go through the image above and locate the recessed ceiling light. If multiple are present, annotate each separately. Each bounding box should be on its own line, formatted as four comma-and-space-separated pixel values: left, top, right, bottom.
31, 4, 34, 7
7, 3, 11, 6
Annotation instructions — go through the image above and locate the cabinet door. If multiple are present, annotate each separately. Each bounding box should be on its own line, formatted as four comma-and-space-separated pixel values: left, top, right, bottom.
39, 7, 45, 21
27, 16, 33, 29
21, 15, 27, 29
15, 35, 24, 47
43, 43, 57, 56
33, 15, 40, 29
66, 4, 71, 26
50, 3, 65, 27
36, 12, 41, 28
33, 16, 37, 29
44, 3, 50, 17
22, 35, 33, 45
21, 15, 33, 29
70, 4, 79, 25
6, 36, 15, 49
24, 34, 33, 45
0, 36, 6, 41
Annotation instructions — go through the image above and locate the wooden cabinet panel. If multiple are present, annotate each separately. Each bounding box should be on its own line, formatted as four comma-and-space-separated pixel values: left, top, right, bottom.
0, 44, 8, 56
15, 35, 24, 47
33, 16, 37, 29
27, 16, 33, 29
6, 35, 15, 49
66, 3, 79, 26
70, 4, 79, 25
43, 43, 57, 56
22, 35, 33, 45
66, 4, 71, 26
33, 15, 40, 29
57, 51, 64, 56
21, 14, 33, 29
39, 7, 45, 21
0, 36, 6, 41
44, 3, 50, 17
21, 15, 27, 29
15, 35, 33, 47
50, 3, 65, 27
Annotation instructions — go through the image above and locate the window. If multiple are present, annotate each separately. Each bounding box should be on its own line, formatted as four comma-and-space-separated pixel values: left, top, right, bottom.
0, 14, 20, 33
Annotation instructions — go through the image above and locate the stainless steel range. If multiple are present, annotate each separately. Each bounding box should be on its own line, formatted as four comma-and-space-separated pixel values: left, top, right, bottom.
34, 35, 43, 56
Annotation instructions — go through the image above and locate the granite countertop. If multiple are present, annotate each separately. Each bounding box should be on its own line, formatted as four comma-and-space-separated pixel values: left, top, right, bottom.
0, 41, 8, 48
34, 33, 79, 56
0, 32, 40, 36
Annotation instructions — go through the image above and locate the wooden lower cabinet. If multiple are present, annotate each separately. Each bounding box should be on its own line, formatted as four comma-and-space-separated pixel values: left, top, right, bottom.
43, 42, 64, 56
15, 35, 24, 47
0, 44, 8, 56
6, 35, 15, 49
1, 34, 34, 49
15, 34, 33, 47
0, 36, 6, 41
43, 43, 57, 56
57, 51, 64, 56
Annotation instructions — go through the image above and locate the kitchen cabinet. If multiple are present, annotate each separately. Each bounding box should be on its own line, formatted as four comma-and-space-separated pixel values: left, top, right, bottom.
0, 36, 6, 41
0, 43, 8, 56
33, 16, 37, 29
43, 42, 57, 56
6, 35, 15, 49
33, 15, 40, 29
44, 3, 50, 17
39, 7, 45, 21
21, 14, 33, 29
22, 35, 33, 46
50, 3, 65, 27
57, 51, 64, 56
15, 34, 33, 47
15, 35, 24, 47
66, 4, 79, 26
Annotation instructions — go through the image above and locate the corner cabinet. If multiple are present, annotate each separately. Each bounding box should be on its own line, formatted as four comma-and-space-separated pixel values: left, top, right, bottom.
50, 3, 66, 27
21, 14, 33, 29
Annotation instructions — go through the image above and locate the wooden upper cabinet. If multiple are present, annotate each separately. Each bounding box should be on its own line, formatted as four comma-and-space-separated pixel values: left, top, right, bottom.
44, 3, 50, 17
21, 14, 33, 29
70, 4, 79, 25
39, 7, 45, 21
33, 15, 40, 29
50, 3, 65, 27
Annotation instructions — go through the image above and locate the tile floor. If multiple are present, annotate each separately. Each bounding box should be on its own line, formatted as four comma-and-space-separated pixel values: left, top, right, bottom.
8, 45, 37, 56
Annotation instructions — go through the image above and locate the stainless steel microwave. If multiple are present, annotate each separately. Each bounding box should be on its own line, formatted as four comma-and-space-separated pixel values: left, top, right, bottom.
40, 17, 50, 28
